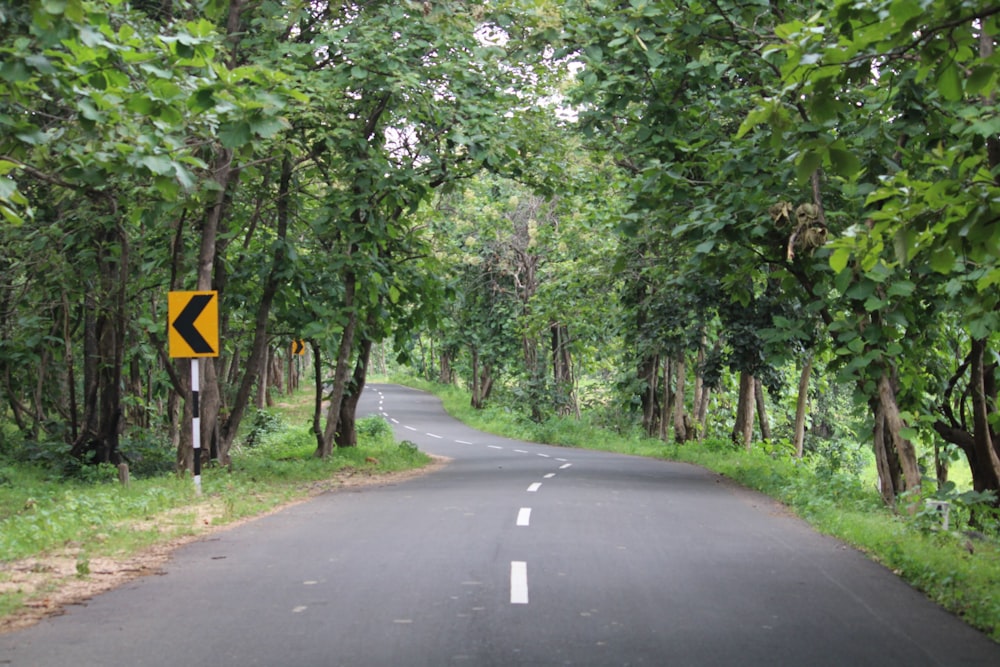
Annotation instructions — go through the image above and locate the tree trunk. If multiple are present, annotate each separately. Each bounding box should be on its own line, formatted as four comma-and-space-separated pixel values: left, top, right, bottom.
659, 357, 671, 442
551, 322, 576, 417
732, 371, 755, 450
872, 399, 897, 507
876, 371, 922, 501
62, 291, 78, 442
318, 276, 359, 457
470, 346, 495, 410
177, 0, 248, 475
638, 353, 660, 437
523, 332, 543, 422
336, 336, 374, 448
70, 220, 128, 466
439, 349, 452, 385
673, 356, 691, 443
256, 343, 269, 409
793, 355, 813, 458
754, 377, 771, 442
692, 338, 705, 442
175, 142, 234, 475
312, 341, 325, 453
968, 338, 1000, 492
218, 156, 294, 463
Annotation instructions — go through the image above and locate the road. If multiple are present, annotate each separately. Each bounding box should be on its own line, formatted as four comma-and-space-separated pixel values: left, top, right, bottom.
1, 383, 998, 666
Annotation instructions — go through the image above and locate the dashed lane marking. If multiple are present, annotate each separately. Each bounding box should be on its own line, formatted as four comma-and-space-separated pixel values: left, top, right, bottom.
510, 561, 529, 604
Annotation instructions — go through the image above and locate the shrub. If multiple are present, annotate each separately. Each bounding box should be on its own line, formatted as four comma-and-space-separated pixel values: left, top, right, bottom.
356, 415, 392, 440
244, 408, 285, 448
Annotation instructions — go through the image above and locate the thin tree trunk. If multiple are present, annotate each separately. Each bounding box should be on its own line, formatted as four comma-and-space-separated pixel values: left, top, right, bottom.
256, 343, 269, 409
754, 377, 771, 442
312, 341, 324, 452
793, 355, 813, 458
639, 353, 660, 437
659, 357, 670, 442
673, 356, 689, 443
62, 291, 78, 442
218, 155, 294, 463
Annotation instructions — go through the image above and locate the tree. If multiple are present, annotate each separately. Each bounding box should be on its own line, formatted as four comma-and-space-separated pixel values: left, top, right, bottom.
755, 0, 1000, 504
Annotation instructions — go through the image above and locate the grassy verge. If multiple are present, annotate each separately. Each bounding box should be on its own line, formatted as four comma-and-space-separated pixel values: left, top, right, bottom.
0, 387, 431, 629
396, 375, 1000, 643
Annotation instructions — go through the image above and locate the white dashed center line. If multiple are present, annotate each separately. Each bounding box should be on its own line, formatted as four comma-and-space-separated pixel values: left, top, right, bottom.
559, 463, 572, 469
516, 507, 531, 526
510, 561, 529, 604
404, 426, 417, 431
544, 473, 556, 479
426, 432, 443, 439
527, 482, 542, 492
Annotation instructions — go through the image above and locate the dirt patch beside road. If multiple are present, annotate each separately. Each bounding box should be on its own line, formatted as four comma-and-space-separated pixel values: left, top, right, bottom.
0, 457, 447, 634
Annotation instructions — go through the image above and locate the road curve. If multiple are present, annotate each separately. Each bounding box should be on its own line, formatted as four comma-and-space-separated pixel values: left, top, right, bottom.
0, 383, 998, 666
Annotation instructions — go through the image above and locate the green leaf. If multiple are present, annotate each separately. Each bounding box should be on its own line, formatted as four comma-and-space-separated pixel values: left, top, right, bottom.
796, 150, 822, 184
828, 147, 861, 178
41, 0, 68, 14
887, 280, 915, 298
864, 295, 887, 311
967, 66, 996, 96
936, 61, 963, 102
929, 246, 956, 273
219, 121, 252, 148
845, 280, 875, 301
139, 155, 174, 175
189, 88, 217, 113
829, 246, 851, 273
249, 115, 287, 138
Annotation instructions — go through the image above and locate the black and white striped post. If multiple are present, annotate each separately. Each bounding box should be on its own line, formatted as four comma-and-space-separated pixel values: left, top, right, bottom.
191, 358, 202, 494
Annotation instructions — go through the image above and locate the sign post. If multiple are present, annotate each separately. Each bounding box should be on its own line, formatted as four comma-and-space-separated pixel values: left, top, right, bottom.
168, 291, 219, 493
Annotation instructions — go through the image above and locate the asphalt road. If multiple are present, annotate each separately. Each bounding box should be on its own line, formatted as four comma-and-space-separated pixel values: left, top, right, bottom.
1, 383, 998, 666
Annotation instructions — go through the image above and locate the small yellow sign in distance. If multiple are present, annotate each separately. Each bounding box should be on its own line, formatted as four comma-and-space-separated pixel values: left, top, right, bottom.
292, 339, 306, 355
168, 291, 219, 358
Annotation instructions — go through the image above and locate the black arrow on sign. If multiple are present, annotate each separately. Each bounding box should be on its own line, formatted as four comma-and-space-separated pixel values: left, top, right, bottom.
172, 294, 215, 354
293, 340, 305, 355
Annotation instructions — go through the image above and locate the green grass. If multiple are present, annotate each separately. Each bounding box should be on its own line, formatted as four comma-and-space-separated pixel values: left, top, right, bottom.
0, 388, 430, 623
396, 374, 1000, 643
